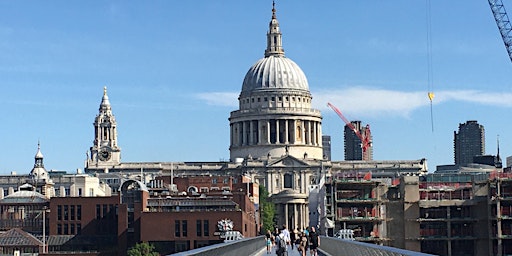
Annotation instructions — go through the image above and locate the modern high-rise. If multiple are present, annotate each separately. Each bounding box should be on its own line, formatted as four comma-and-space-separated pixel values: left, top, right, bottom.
454, 120, 485, 166
322, 135, 331, 160
344, 121, 372, 161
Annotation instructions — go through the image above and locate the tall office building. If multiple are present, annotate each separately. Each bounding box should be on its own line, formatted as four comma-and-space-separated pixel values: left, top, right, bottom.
454, 120, 485, 166
322, 135, 331, 160
344, 121, 372, 161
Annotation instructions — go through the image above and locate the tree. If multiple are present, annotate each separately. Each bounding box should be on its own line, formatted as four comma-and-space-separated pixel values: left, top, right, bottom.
127, 242, 159, 256
259, 185, 275, 233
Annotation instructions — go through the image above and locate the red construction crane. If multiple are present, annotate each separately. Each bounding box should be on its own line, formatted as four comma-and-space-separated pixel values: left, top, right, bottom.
327, 102, 372, 160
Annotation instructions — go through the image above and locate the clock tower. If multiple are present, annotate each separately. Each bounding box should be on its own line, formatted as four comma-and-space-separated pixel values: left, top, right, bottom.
86, 87, 121, 169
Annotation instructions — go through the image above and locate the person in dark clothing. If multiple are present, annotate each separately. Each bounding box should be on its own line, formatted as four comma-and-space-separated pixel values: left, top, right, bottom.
308, 226, 320, 256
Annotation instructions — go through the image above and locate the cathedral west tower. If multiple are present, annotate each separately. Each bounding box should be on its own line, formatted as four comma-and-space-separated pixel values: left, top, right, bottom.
229, 3, 323, 161
86, 87, 121, 169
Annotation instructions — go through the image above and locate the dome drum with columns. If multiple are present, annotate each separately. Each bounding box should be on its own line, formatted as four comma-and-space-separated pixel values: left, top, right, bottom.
230, 3, 323, 161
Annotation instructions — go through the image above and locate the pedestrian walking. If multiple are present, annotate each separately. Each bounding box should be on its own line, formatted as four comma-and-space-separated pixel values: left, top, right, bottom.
308, 226, 320, 256
265, 230, 273, 254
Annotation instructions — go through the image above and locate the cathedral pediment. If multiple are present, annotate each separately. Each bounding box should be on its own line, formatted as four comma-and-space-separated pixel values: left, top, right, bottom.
267, 155, 309, 167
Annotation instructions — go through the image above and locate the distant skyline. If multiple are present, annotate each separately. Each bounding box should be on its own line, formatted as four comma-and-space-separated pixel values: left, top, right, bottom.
1, 1, 512, 174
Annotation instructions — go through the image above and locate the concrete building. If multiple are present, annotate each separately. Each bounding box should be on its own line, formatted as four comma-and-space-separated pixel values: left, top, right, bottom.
322, 135, 332, 161
454, 120, 485, 167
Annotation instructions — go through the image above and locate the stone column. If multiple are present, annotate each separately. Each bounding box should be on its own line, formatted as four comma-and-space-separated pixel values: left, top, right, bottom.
291, 120, 296, 144
318, 123, 322, 146
276, 119, 280, 144
284, 119, 289, 144
285, 203, 289, 228
258, 120, 262, 145
249, 121, 254, 145
268, 172, 272, 194
307, 121, 312, 145
313, 122, 317, 145
266, 120, 271, 144
229, 124, 233, 147
240, 121, 247, 145
294, 204, 298, 231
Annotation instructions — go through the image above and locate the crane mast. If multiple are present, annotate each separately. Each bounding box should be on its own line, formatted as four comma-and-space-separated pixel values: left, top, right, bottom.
327, 102, 372, 160
489, 0, 512, 63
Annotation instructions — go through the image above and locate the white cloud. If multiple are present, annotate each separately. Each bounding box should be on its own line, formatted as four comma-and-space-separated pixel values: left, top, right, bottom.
313, 87, 427, 118
195, 87, 512, 117
195, 92, 238, 107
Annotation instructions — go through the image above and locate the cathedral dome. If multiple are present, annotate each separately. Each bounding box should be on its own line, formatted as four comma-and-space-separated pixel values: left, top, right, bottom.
241, 55, 309, 93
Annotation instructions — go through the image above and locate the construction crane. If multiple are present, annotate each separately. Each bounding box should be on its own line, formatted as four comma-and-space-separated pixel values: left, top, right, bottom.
327, 102, 372, 160
489, 0, 512, 63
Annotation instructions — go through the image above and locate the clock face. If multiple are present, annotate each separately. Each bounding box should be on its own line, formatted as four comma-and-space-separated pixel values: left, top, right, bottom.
98, 148, 111, 161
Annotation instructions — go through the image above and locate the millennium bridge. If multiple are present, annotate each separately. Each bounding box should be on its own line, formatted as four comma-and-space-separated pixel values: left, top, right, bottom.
170, 236, 435, 256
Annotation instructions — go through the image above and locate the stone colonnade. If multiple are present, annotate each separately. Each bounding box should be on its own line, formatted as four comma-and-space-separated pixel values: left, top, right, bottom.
230, 119, 321, 147
274, 201, 309, 232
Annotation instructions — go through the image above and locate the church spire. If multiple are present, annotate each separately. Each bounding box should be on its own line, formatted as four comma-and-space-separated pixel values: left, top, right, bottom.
265, 1, 285, 57
100, 86, 112, 114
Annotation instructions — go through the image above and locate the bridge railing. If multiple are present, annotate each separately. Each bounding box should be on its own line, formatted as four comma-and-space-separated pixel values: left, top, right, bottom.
169, 236, 265, 256
168, 235, 436, 256
319, 236, 436, 256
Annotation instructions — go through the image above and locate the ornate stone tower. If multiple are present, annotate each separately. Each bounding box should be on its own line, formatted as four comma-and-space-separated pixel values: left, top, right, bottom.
86, 87, 121, 168
229, 2, 323, 161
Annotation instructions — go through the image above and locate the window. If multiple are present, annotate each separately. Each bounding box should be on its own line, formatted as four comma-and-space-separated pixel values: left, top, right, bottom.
64, 205, 69, 220
264, 97, 268, 101
77, 205, 82, 220
89, 188, 94, 196
284, 174, 293, 188
258, 98, 261, 102
279, 96, 282, 101
233, 178, 238, 184
70, 205, 75, 221
64, 224, 68, 235
175, 220, 180, 237
223, 178, 229, 184
271, 97, 275, 101
204, 220, 209, 236
96, 205, 101, 219
197, 220, 202, 236
212, 178, 217, 184
71, 224, 75, 234
77, 223, 81, 234
103, 204, 108, 218
251, 98, 254, 103
110, 204, 115, 219
78, 188, 82, 196
182, 220, 188, 237
57, 224, 62, 235
57, 205, 62, 220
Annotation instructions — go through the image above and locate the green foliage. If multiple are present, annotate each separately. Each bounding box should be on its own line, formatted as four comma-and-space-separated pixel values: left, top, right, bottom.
127, 242, 159, 256
259, 185, 275, 233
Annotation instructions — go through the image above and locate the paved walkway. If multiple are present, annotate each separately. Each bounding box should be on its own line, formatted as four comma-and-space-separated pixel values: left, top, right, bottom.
255, 244, 313, 256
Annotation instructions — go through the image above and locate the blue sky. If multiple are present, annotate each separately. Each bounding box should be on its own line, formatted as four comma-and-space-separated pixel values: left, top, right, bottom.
1, 1, 511, 174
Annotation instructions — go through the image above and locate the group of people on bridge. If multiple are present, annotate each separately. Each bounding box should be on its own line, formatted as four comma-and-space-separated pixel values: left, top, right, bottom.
265, 224, 320, 256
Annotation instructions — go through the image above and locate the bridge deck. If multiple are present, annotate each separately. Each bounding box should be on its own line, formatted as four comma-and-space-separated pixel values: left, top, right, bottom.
254, 244, 322, 256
